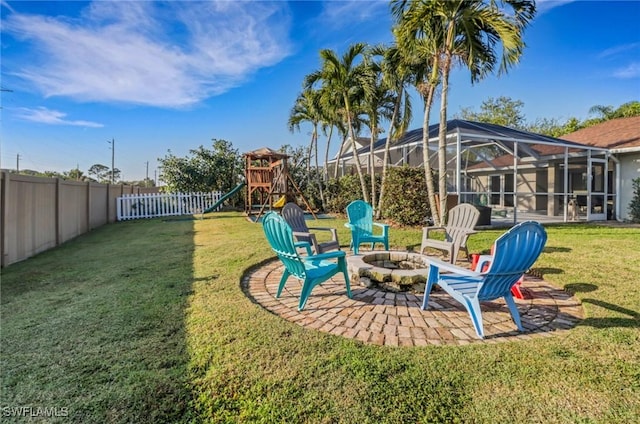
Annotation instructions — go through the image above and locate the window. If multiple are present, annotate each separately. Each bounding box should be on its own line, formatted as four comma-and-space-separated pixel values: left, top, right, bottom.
490, 175, 501, 205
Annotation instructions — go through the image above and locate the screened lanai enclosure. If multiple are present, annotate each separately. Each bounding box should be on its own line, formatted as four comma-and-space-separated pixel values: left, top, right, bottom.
327, 120, 616, 225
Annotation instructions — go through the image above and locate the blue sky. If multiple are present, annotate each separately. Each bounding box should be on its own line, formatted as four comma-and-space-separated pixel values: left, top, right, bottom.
1, 1, 639, 182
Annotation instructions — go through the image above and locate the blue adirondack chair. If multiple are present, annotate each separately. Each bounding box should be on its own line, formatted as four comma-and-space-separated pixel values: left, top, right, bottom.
345, 200, 389, 255
421, 221, 547, 338
262, 212, 352, 311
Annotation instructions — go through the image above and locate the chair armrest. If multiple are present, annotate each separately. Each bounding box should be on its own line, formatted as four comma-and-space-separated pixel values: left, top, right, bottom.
373, 222, 389, 236
422, 226, 445, 238
423, 256, 482, 277
303, 250, 346, 262
308, 226, 338, 235
293, 231, 319, 254
308, 226, 339, 244
294, 241, 312, 255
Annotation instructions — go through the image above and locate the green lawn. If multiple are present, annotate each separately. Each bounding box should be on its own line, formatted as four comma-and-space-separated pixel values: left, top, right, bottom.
1, 212, 639, 423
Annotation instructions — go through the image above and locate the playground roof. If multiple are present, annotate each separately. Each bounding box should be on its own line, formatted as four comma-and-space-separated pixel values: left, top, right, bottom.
244, 147, 289, 159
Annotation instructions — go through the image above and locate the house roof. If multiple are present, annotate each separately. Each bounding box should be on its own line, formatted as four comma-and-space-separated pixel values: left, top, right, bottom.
331, 137, 369, 159
560, 116, 640, 151
329, 119, 602, 163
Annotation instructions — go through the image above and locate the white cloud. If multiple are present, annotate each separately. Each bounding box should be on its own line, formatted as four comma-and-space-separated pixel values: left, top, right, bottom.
3, 1, 292, 108
14, 107, 104, 127
598, 42, 640, 59
0, 0, 14, 13
318, 0, 390, 29
613, 62, 640, 79
535, 0, 577, 15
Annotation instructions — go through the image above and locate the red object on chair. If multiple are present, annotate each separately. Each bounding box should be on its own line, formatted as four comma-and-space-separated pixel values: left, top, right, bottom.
471, 249, 526, 299
470, 253, 479, 270
510, 276, 525, 299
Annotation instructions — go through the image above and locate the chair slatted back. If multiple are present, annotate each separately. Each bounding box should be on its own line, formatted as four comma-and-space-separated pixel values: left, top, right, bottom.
346, 200, 373, 236
281, 203, 308, 233
446, 204, 480, 245
262, 212, 306, 280
477, 221, 547, 301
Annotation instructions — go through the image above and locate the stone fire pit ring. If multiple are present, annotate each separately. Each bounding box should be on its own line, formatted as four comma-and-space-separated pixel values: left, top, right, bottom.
347, 250, 431, 293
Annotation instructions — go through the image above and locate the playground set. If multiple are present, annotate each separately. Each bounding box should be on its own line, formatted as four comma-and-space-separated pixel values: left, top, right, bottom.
204, 147, 314, 221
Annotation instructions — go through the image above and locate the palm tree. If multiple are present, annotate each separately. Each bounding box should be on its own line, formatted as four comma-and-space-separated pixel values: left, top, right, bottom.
360, 56, 396, 214
392, 1, 443, 225
288, 88, 324, 201
306, 43, 372, 203
288, 89, 320, 173
316, 85, 346, 181
393, 0, 535, 224
372, 43, 413, 218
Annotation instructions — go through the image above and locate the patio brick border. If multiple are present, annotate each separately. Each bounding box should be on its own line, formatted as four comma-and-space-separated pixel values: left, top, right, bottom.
242, 258, 585, 346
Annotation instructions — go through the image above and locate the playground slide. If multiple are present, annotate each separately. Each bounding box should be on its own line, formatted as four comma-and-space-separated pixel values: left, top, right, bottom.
203, 182, 245, 214
273, 196, 286, 208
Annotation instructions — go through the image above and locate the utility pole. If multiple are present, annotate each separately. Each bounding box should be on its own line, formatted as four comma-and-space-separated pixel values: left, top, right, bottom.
145, 161, 149, 186
108, 138, 115, 183
16, 153, 20, 174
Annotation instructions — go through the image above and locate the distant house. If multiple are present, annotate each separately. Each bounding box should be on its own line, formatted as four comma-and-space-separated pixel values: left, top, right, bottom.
327, 119, 639, 223
326, 137, 369, 177
560, 117, 640, 222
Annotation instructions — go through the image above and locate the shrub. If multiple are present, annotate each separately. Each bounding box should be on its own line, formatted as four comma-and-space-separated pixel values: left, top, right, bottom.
325, 174, 370, 214
381, 166, 431, 226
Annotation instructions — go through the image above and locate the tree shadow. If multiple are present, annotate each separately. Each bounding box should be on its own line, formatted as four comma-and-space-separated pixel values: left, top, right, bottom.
559, 282, 639, 329
565, 282, 598, 293
531, 267, 564, 276
579, 299, 640, 329
543, 246, 572, 253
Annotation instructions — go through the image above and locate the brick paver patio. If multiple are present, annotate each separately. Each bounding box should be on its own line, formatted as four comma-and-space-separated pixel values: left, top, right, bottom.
243, 258, 584, 346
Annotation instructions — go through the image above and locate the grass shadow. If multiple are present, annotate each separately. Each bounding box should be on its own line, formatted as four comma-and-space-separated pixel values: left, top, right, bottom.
0, 219, 196, 423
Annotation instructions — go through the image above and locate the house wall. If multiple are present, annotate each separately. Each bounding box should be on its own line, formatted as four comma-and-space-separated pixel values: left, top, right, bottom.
618, 152, 640, 221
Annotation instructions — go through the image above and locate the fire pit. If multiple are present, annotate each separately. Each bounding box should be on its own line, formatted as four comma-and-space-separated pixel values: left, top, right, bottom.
347, 251, 430, 293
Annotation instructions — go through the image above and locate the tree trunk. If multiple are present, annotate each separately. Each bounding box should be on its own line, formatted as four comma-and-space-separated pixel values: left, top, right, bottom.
418, 56, 441, 226
438, 53, 452, 225
422, 87, 439, 227
349, 134, 369, 203
314, 125, 324, 210
345, 98, 369, 203
376, 89, 402, 219
369, 130, 377, 214
307, 127, 315, 188
321, 126, 334, 210
333, 135, 346, 179
323, 126, 334, 182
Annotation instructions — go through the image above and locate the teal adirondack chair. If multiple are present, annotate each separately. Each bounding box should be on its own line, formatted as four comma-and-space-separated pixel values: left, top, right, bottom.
345, 200, 389, 255
262, 212, 351, 311
422, 221, 547, 338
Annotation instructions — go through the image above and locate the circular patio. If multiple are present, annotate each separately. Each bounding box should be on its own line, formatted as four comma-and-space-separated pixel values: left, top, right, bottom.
242, 255, 585, 346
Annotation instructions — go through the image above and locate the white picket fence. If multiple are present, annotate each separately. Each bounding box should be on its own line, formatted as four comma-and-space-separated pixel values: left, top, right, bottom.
117, 192, 223, 221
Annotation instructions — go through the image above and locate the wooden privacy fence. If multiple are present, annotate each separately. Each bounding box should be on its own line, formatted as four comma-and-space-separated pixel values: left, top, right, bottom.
0, 172, 159, 267
117, 192, 223, 220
